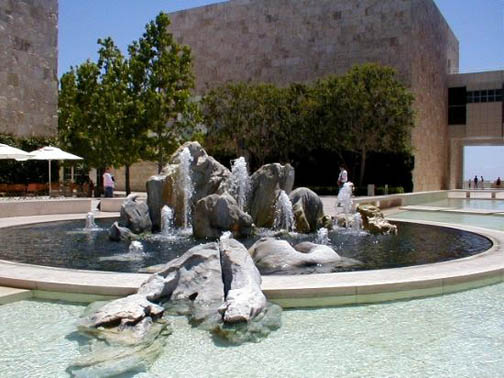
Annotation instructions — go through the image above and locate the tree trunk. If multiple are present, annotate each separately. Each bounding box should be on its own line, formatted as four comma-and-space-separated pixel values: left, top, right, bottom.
96, 168, 104, 197
125, 165, 131, 196
359, 147, 367, 187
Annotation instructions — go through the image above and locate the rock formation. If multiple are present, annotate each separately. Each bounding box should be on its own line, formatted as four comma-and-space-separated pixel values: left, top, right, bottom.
119, 194, 152, 234
357, 204, 398, 235
193, 192, 254, 239
289, 187, 324, 233
249, 163, 295, 228
219, 238, 266, 323
149, 142, 231, 228
73, 239, 281, 375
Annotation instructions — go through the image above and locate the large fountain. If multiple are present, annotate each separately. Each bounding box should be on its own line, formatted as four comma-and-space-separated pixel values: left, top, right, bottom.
2, 141, 488, 377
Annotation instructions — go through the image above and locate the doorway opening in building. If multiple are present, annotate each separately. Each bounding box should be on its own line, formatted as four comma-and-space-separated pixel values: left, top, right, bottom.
463, 145, 504, 189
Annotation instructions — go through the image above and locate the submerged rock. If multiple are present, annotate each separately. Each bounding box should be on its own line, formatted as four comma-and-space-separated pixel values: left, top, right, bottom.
193, 193, 254, 239
249, 237, 359, 274
119, 194, 152, 234
289, 187, 324, 233
68, 317, 171, 377
212, 302, 282, 345
357, 204, 398, 235
249, 163, 295, 228
108, 221, 139, 242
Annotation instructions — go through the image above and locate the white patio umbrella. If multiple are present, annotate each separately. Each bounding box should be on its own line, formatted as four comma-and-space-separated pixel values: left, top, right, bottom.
25, 146, 83, 194
0, 143, 33, 160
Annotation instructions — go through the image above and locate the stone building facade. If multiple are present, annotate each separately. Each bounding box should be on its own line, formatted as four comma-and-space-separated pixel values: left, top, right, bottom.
168, 0, 459, 191
0, 0, 58, 138
448, 70, 504, 189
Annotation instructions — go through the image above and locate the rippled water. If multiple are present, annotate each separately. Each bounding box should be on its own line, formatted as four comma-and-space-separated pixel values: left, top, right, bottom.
2, 282, 504, 377
0, 219, 491, 274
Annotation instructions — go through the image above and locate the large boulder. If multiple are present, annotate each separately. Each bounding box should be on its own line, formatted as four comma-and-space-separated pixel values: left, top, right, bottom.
249, 238, 359, 274
193, 193, 254, 239
119, 194, 152, 234
249, 163, 295, 228
156, 242, 225, 323
147, 142, 231, 228
289, 187, 324, 233
357, 204, 398, 235
219, 238, 267, 323
146, 175, 166, 232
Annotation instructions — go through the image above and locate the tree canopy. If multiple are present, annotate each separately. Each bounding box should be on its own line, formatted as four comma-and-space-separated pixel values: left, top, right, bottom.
202, 63, 415, 186
58, 12, 199, 192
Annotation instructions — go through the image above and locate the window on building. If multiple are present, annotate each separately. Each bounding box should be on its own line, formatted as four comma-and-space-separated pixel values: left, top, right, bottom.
448, 87, 467, 125
466, 88, 503, 104
495, 89, 503, 102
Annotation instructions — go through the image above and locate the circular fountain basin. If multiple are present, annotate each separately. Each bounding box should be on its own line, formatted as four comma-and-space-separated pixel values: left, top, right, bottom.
0, 214, 503, 307
0, 218, 491, 274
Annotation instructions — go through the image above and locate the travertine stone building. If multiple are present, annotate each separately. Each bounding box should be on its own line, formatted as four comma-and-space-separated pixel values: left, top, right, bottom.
448, 70, 504, 188
169, 0, 459, 191
0, 0, 58, 137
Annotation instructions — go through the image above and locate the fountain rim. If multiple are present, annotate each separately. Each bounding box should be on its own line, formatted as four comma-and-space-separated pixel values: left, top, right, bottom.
0, 213, 502, 307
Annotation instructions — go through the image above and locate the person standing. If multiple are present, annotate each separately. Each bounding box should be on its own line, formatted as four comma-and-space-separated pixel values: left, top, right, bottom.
103, 167, 115, 198
480, 176, 484, 189
474, 175, 478, 189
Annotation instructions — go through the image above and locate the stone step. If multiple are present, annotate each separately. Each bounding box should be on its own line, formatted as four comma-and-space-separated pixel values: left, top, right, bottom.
0, 286, 32, 305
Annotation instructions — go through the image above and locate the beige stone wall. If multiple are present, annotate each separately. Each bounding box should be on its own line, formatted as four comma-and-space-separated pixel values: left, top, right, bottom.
168, 0, 458, 191
408, 0, 459, 191
170, 0, 414, 91
0, 0, 58, 138
111, 161, 158, 193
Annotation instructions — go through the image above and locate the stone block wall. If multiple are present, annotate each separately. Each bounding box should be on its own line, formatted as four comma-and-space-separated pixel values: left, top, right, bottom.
0, 0, 58, 137
168, 0, 459, 191
408, 0, 459, 191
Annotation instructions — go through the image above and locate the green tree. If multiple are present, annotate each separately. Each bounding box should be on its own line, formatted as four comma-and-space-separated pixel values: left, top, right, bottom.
129, 12, 200, 172
336, 63, 415, 186
97, 37, 147, 195
203, 82, 299, 169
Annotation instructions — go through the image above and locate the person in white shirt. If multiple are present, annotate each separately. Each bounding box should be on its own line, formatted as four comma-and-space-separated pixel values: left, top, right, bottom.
103, 167, 115, 198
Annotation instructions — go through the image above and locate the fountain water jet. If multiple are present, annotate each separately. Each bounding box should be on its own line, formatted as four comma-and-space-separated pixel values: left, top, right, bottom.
178, 147, 194, 229
315, 227, 330, 245
161, 206, 174, 235
128, 241, 145, 255
84, 212, 98, 230
274, 190, 295, 232
230, 157, 251, 210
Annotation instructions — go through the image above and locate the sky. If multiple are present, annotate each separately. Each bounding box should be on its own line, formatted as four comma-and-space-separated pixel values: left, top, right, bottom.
464, 146, 504, 182
58, 0, 504, 77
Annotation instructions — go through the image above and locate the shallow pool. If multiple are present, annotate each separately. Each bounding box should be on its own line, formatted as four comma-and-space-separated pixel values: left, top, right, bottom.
2, 282, 504, 377
415, 198, 504, 211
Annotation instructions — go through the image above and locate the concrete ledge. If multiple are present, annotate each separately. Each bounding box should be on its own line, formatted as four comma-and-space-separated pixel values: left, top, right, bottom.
0, 199, 92, 218
0, 214, 503, 307
100, 195, 146, 212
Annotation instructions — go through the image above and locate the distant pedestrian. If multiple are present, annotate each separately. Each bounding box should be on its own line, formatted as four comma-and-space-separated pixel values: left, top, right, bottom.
481, 176, 484, 189
468, 179, 471, 189
474, 175, 478, 188
103, 167, 115, 198
496, 177, 501, 187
